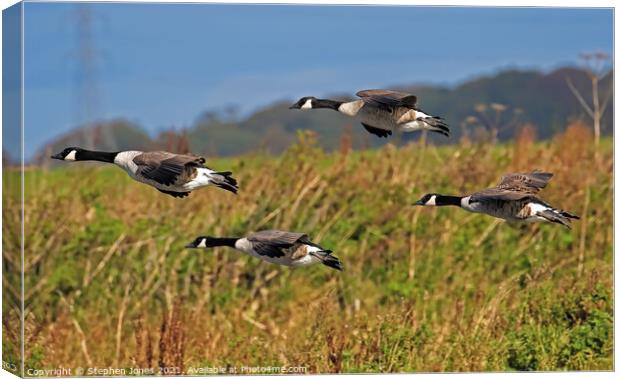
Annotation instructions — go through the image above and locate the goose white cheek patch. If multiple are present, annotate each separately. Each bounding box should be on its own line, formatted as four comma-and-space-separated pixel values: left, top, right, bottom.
198, 239, 207, 248
64, 150, 77, 161
301, 99, 313, 109
427, 195, 437, 206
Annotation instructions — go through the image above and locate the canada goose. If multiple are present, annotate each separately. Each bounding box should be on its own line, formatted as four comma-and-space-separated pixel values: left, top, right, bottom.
289, 89, 449, 138
50, 147, 238, 198
414, 171, 580, 228
185, 230, 343, 271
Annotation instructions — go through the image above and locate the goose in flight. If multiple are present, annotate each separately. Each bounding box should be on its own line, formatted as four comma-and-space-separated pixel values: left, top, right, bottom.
186, 230, 343, 270
51, 147, 238, 198
290, 89, 449, 138
414, 171, 580, 228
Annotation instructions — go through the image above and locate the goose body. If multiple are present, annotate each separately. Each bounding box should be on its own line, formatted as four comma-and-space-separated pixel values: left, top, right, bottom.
415, 171, 580, 228
290, 89, 449, 138
186, 230, 343, 270
51, 147, 238, 198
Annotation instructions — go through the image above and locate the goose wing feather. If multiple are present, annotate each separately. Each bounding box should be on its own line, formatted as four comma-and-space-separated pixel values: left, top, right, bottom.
497, 171, 553, 193
133, 152, 206, 186
470, 171, 553, 202
249, 243, 286, 258
356, 89, 418, 109
247, 230, 308, 258
470, 188, 534, 202
247, 230, 308, 246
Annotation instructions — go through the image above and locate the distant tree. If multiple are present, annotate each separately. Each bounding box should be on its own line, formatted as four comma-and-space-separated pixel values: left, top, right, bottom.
222, 104, 240, 122
176, 131, 191, 154
566, 52, 612, 147
468, 103, 523, 143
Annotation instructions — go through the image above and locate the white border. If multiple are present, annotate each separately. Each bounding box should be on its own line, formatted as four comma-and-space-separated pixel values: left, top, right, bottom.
0, 1, 616, 379
0, 0, 618, 7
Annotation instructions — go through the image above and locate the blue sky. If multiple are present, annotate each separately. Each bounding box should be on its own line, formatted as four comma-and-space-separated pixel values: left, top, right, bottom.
17, 2, 614, 158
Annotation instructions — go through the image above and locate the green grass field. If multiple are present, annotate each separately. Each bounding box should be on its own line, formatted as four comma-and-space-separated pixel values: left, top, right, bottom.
2, 127, 613, 373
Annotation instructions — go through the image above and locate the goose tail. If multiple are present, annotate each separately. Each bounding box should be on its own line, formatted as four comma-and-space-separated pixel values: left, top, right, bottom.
539, 208, 579, 229
208, 171, 239, 194
419, 116, 450, 137
558, 210, 580, 220
310, 250, 343, 271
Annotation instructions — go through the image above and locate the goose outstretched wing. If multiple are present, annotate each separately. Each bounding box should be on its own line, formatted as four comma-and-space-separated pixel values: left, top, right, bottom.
497, 171, 553, 193
356, 89, 418, 110
470, 171, 553, 203
469, 188, 534, 203
133, 152, 206, 186
247, 230, 309, 258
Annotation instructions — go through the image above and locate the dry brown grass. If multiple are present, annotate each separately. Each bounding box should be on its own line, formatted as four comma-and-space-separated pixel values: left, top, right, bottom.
2, 124, 613, 373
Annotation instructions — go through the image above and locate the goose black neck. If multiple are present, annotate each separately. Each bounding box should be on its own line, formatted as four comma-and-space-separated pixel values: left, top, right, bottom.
78, 150, 118, 163
315, 98, 343, 111
210, 237, 238, 248
436, 195, 463, 207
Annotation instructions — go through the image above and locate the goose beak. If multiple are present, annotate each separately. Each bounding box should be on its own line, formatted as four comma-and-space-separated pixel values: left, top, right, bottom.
289, 104, 300, 109
414, 199, 425, 206
50, 153, 63, 160
185, 242, 197, 248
